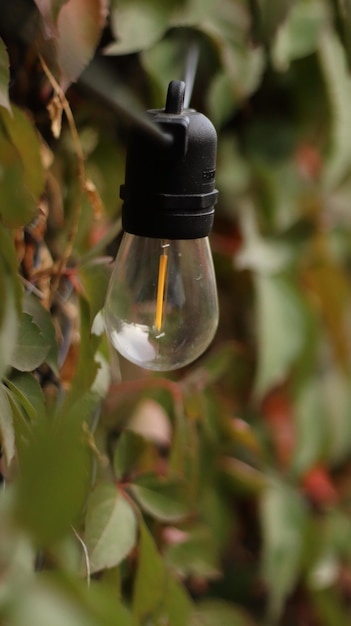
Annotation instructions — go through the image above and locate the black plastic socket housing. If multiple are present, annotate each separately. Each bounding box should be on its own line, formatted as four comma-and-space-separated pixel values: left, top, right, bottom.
120, 80, 218, 240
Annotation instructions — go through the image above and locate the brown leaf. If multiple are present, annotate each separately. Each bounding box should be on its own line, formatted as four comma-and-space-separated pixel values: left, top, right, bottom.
56, 0, 109, 90
84, 178, 104, 220
303, 237, 351, 370
36, 0, 108, 90
0, 38, 11, 113
47, 93, 63, 138
34, 0, 70, 36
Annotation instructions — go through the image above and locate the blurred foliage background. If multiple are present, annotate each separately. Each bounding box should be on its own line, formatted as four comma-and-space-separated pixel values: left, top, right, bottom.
2, 0, 351, 624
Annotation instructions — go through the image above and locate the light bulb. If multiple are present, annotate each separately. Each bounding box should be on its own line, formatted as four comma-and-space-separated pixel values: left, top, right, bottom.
104, 233, 218, 371
103, 79, 219, 371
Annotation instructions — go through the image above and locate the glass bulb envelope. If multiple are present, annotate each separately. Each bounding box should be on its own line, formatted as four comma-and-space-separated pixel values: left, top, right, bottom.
104, 233, 219, 371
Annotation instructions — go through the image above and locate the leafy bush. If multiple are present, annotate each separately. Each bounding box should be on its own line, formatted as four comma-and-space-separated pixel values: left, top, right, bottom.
1, 1, 351, 624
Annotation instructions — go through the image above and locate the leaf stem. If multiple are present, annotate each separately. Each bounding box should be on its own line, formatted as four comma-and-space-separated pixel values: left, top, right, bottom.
39, 54, 100, 304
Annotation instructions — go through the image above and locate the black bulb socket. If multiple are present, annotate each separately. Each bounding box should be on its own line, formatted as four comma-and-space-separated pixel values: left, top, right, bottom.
120, 80, 218, 240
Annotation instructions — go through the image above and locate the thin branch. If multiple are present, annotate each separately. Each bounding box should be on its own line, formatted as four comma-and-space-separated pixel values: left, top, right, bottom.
19, 275, 46, 299
39, 55, 92, 304
39, 54, 85, 177
71, 526, 91, 587
82, 421, 108, 467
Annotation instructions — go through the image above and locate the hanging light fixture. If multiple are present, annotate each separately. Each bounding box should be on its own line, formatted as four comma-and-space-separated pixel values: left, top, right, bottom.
104, 80, 219, 371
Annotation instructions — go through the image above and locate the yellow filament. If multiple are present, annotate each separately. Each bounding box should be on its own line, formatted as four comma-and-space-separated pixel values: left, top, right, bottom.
155, 251, 168, 331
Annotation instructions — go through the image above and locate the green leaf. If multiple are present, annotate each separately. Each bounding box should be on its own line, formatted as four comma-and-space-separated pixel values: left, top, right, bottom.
91, 350, 111, 401
0, 274, 19, 380
6, 576, 95, 626
199, 485, 232, 554
207, 43, 264, 126
0, 494, 35, 609
194, 342, 244, 385
84, 483, 137, 574
292, 368, 351, 473
165, 525, 220, 580
1, 105, 45, 202
161, 576, 193, 626
291, 377, 329, 476
133, 520, 193, 625
107, 0, 174, 55
171, 0, 215, 26
0, 223, 22, 313
71, 577, 134, 626
220, 457, 268, 494
191, 600, 254, 626
250, 0, 293, 44
142, 33, 189, 101
6, 372, 45, 421
10, 313, 49, 372
78, 260, 111, 326
323, 369, 351, 465
207, 72, 236, 129
132, 521, 166, 622
318, 28, 351, 189
272, 1, 327, 70
0, 38, 11, 113
0, 225, 21, 379
260, 481, 307, 622
130, 474, 191, 522
331, 0, 351, 70
16, 405, 92, 545
236, 205, 293, 274
312, 588, 351, 626
0, 383, 15, 466
0, 122, 39, 228
23, 293, 59, 375
82, 581, 134, 626
254, 274, 306, 399
4, 385, 32, 455
113, 429, 150, 480
65, 298, 100, 404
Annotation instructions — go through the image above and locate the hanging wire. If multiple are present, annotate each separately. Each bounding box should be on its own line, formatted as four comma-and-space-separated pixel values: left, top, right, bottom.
79, 60, 172, 146
183, 40, 200, 109
79, 36, 199, 142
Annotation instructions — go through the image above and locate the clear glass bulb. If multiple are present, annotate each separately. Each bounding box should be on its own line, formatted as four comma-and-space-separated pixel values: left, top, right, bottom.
104, 233, 219, 371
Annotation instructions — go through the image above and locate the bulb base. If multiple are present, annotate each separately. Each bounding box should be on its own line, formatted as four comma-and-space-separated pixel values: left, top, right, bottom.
120, 80, 218, 240
121, 187, 218, 240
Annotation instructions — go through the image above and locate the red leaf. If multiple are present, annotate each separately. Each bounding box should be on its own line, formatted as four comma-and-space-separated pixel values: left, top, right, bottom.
295, 143, 322, 181
301, 465, 338, 507
261, 388, 296, 469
